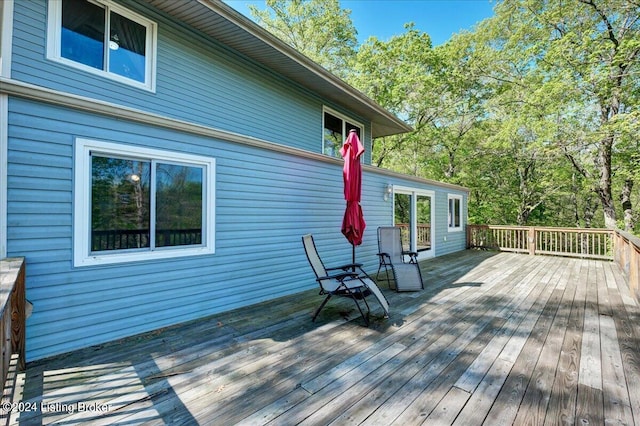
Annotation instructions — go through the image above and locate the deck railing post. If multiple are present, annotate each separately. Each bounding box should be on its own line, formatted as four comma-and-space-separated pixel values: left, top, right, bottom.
0, 257, 26, 394
11, 260, 26, 371
631, 240, 638, 300
528, 227, 536, 255
614, 229, 640, 301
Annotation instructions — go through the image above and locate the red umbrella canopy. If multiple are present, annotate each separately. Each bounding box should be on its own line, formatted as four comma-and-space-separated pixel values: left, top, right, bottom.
340, 130, 364, 202
340, 130, 366, 246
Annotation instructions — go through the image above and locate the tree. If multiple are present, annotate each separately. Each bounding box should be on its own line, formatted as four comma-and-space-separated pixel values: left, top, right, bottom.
347, 25, 440, 176
249, 0, 358, 78
351, 25, 485, 185
492, 0, 640, 229
247, 0, 640, 234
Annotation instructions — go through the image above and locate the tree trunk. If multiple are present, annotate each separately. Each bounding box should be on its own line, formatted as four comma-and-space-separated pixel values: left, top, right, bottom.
583, 194, 597, 229
595, 103, 617, 228
621, 179, 634, 231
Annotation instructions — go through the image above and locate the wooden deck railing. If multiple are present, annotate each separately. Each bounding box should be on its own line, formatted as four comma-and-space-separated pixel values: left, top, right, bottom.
395, 223, 431, 250
614, 229, 640, 301
0, 258, 26, 395
468, 225, 639, 302
467, 225, 614, 259
91, 228, 202, 251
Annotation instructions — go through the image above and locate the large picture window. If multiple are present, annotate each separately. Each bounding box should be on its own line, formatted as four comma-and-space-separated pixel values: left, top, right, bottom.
75, 139, 215, 266
47, 0, 157, 90
323, 107, 363, 158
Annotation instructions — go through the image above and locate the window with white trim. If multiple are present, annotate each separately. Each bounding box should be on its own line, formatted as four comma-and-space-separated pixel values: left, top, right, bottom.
47, 0, 157, 90
74, 139, 215, 266
323, 107, 363, 158
448, 194, 463, 231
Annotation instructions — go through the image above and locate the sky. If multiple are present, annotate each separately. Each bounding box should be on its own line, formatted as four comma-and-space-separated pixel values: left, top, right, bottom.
225, 0, 496, 46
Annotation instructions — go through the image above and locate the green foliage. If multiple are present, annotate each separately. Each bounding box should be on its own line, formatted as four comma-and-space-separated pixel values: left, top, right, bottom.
249, 0, 358, 77
248, 0, 640, 235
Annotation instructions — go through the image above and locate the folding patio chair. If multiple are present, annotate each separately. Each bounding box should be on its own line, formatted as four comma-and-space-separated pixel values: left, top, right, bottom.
302, 234, 389, 326
376, 226, 424, 291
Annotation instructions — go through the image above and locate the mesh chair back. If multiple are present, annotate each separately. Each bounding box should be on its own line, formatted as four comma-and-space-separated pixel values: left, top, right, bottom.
302, 234, 327, 279
378, 227, 404, 263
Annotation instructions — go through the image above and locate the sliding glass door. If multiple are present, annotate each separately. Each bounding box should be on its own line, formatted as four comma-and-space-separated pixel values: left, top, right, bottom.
393, 187, 434, 260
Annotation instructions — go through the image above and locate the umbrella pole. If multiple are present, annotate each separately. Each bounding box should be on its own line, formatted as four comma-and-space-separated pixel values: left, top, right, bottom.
352, 243, 356, 271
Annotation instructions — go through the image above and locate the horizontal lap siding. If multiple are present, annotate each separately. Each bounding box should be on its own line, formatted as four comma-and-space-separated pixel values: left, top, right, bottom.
6, 1, 466, 361
7, 98, 393, 361
8, 99, 467, 361
10, 0, 348, 154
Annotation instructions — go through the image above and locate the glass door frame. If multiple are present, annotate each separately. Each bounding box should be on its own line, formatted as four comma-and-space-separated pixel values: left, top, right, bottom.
392, 185, 435, 260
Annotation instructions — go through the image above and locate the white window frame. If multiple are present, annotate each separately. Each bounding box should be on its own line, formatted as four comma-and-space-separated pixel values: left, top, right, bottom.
74, 139, 215, 267
448, 194, 463, 232
0, 95, 7, 258
1, 0, 15, 78
322, 106, 364, 158
47, 0, 157, 92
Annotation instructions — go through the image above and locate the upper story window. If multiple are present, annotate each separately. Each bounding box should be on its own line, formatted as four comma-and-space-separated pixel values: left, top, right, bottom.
47, 0, 157, 91
448, 194, 463, 231
323, 107, 363, 158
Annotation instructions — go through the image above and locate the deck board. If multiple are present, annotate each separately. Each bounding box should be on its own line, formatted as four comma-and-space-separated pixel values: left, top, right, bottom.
2, 250, 639, 425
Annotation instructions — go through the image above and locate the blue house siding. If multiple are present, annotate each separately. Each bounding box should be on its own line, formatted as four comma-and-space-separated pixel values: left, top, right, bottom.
5, 97, 378, 360
10, 0, 372, 157
2, 0, 468, 361
7, 96, 467, 361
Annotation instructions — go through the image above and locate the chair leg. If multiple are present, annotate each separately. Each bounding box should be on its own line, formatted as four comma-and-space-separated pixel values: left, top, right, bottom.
313, 289, 371, 326
346, 290, 370, 326
312, 294, 332, 322
377, 262, 395, 291
386, 266, 395, 290
377, 263, 384, 282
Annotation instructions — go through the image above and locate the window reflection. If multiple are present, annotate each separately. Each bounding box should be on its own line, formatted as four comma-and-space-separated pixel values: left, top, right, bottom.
449, 197, 461, 228
323, 111, 363, 158
109, 11, 146, 82
90, 156, 204, 252
60, 0, 147, 83
61, 0, 105, 70
91, 156, 151, 251
323, 112, 342, 157
394, 192, 433, 253
155, 164, 203, 247
394, 193, 411, 251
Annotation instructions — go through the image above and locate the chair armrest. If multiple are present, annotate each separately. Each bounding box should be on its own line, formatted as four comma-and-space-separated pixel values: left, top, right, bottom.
317, 271, 359, 281
325, 263, 363, 271
403, 251, 419, 263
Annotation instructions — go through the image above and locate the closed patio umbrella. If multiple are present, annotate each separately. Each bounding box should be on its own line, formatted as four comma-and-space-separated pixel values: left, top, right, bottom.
340, 129, 366, 264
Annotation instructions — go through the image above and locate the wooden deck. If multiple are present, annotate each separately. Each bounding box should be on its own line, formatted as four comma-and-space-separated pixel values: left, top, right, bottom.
2, 250, 639, 425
